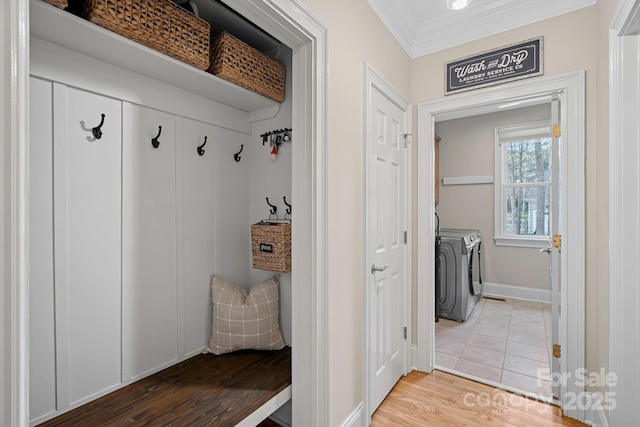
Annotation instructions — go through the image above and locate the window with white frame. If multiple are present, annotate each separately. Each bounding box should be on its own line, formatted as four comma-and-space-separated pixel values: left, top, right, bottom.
494, 121, 552, 247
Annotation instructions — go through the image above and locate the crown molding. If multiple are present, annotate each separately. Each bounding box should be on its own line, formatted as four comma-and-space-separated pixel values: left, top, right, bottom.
366, 0, 416, 54
369, 0, 596, 58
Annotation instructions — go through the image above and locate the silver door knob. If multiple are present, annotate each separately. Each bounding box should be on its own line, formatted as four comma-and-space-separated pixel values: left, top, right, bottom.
539, 248, 551, 253
371, 263, 389, 274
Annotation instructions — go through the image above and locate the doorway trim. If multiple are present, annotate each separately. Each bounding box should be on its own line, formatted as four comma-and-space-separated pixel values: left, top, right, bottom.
363, 62, 412, 425
10, 0, 329, 425
416, 71, 586, 421
3, 0, 30, 426
609, 1, 640, 425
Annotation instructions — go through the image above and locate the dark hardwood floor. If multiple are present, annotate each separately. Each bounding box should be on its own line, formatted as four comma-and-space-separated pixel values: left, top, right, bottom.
39, 347, 291, 427
257, 418, 283, 427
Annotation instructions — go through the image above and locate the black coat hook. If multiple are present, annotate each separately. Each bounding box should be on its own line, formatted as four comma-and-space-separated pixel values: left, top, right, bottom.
197, 136, 208, 156
92, 114, 105, 140
283, 196, 292, 215
266, 197, 278, 217
151, 126, 162, 148
234, 144, 244, 162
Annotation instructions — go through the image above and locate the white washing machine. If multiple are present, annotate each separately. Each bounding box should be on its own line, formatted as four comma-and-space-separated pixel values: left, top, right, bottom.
436, 228, 483, 321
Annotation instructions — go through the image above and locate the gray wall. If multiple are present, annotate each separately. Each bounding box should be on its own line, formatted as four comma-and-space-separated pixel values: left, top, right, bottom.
435, 103, 551, 290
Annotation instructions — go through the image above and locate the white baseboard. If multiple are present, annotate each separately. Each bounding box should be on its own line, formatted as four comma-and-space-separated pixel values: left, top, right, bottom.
410, 344, 419, 371
481, 282, 550, 303
340, 401, 365, 427
583, 392, 610, 427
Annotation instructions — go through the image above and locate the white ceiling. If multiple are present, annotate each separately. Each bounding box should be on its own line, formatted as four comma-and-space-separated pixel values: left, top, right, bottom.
367, 0, 597, 58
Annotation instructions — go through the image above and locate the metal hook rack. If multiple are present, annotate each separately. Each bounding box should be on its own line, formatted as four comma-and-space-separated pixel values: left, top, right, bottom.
260, 128, 292, 146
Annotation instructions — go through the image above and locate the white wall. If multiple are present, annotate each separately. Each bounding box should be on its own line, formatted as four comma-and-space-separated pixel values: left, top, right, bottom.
436, 104, 550, 290
594, 0, 619, 403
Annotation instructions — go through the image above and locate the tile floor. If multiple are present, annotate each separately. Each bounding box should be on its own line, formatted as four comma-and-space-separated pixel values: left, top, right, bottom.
435, 296, 553, 398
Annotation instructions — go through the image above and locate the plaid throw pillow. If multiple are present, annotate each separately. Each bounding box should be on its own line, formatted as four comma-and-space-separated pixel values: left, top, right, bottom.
207, 275, 285, 355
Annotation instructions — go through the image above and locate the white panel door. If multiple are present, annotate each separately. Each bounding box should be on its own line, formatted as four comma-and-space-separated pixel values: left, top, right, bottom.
53, 84, 122, 406
367, 85, 408, 413
122, 103, 178, 381
178, 117, 219, 356
29, 77, 56, 421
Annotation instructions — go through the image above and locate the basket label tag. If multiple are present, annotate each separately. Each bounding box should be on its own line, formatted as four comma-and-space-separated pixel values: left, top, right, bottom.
260, 243, 273, 253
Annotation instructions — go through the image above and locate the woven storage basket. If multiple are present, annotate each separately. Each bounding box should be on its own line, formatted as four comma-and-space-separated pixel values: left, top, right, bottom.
208, 32, 285, 102
83, 0, 210, 70
43, 0, 68, 8
251, 221, 291, 273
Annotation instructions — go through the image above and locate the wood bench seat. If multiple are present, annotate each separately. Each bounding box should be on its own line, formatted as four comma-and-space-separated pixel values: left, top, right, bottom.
39, 347, 292, 427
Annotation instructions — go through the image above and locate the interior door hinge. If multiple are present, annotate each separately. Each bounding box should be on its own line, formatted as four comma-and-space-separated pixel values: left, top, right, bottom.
404, 231, 407, 244
403, 327, 407, 340
553, 124, 561, 138
552, 234, 561, 249
553, 344, 561, 358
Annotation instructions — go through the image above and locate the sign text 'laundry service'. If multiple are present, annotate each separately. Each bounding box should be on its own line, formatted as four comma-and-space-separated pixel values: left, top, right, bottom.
445, 37, 543, 94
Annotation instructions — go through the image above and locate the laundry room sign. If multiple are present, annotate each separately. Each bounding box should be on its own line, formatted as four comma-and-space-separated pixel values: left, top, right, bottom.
445, 37, 543, 95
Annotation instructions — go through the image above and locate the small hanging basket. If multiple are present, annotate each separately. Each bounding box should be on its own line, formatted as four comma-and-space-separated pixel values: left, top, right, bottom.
251, 220, 291, 273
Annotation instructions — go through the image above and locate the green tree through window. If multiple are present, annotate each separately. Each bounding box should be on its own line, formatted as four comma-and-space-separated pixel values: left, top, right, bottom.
494, 120, 553, 244
504, 138, 550, 235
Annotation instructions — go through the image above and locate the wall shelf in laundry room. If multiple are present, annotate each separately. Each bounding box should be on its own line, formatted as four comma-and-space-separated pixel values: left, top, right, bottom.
441, 175, 494, 185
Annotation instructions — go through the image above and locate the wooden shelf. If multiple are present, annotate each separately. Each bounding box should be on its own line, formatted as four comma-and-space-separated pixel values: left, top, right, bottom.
30, 0, 280, 113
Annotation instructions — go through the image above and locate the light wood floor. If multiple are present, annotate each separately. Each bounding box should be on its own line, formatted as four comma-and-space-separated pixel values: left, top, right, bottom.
371, 370, 587, 427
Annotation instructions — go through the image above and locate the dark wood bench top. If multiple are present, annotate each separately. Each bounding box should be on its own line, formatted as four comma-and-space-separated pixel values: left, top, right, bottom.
39, 347, 292, 426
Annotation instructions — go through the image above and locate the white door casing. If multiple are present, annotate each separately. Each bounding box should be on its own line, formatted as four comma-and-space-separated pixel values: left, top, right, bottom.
417, 71, 585, 421
3, 0, 30, 424
364, 63, 411, 420
609, 1, 640, 425
548, 97, 562, 401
